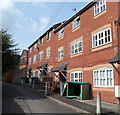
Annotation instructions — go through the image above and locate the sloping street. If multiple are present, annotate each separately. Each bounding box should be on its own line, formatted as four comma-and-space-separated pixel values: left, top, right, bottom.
2, 83, 77, 114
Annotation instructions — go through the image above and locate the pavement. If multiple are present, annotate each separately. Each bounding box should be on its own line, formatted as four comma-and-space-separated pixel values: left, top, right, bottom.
20, 83, 120, 115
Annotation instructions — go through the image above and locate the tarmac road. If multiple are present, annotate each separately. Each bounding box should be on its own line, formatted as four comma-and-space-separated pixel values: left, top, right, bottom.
2, 82, 78, 114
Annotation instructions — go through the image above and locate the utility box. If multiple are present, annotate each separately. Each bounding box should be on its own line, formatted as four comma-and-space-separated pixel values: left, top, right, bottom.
115, 85, 120, 97
63, 81, 90, 100
21, 77, 29, 84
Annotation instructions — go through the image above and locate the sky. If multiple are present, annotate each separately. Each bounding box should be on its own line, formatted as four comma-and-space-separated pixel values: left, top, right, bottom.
1, 0, 90, 53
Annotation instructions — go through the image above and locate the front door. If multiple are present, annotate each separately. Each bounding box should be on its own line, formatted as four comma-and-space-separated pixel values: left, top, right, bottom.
60, 72, 66, 95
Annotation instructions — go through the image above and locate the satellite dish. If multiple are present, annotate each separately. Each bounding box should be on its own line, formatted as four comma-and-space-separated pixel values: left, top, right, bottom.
72, 8, 76, 12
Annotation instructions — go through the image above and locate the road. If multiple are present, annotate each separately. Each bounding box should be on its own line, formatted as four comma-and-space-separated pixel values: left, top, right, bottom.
2, 83, 78, 114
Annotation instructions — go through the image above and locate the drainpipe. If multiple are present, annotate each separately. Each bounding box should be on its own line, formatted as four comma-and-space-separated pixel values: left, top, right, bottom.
110, 17, 120, 113
112, 15, 120, 114
114, 17, 120, 54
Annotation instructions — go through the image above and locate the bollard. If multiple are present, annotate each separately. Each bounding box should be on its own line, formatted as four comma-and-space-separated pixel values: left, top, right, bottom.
32, 79, 35, 90
45, 82, 48, 95
48, 82, 50, 92
118, 98, 120, 114
96, 92, 101, 115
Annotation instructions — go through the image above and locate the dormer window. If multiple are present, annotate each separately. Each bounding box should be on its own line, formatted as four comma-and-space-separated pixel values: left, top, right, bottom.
47, 31, 51, 40
23, 57, 27, 64
72, 16, 80, 30
38, 38, 43, 45
58, 28, 64, 39
34, 44, 36, 50
30, 47, 32, 53
94, 0, 106, 16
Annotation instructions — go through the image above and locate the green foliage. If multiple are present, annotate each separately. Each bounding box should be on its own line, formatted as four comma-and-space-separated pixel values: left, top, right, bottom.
1, 29, 20, 74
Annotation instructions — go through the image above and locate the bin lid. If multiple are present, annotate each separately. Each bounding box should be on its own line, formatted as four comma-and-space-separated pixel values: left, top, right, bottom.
68, 81, 89, 84
31, 77, 39, 79
21, 77, 29, 79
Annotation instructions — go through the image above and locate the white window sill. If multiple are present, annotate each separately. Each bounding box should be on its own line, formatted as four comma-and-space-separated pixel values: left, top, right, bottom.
70, 52, 82, 58
72, 26, 80, 32
94, 10, 106, 19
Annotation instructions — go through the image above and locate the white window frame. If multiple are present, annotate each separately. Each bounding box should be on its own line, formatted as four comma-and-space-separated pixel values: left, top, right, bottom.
92, 28, 112, 48
58, 28, 64, 39
34, 44, 37, 50
46, 47, 50, 58
72, 16, 80, 30
38, 51, 43, 61
38, 38, 43, 45
47, 31, 51, 40
94, 0, 106, 16
30, 47, 32, 53
93, 68, 114, 87
23, 57, 27, 64
58, 48, 64, 59
33, 55, 36, 63
71, 40, 82, 55
70, 71, 83, 82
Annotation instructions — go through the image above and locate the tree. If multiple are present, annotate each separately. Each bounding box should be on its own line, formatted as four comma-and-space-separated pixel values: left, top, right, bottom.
1, 29, 20, 75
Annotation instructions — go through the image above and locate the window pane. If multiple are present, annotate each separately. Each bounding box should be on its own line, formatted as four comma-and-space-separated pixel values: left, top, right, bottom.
79, 73, 82, 82
93, 28, 111, 48
78, 41, 82, 52
71, 73, 74, 81
94, 0, 106, 15
110, 78, 113, 86
71, 71, 82, 82
75, 73, 78, 78
94, 68, 113, 87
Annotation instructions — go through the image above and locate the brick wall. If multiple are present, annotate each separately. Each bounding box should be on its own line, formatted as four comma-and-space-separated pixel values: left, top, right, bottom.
19, 50, 28, 70
24, 2, 120, 103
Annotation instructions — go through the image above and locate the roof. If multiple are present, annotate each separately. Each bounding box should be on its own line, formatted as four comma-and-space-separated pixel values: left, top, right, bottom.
54, 1, 95, 33
38, 61, 48, 69
28, 1, 96, 48
20, 49, 28, 56
28, 22, 62, 49
68, 81, 89, 84
52, 62, 68, 72
109, 49, 120, 64
28, 39, 38, 49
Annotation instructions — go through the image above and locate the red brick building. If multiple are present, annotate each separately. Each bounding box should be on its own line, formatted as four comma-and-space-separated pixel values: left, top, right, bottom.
19, 50, 28, 70
19, 1, 120, 104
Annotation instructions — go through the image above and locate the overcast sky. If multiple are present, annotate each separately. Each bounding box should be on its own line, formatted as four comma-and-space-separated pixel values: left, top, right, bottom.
1, 0, 90, 53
